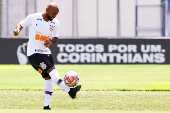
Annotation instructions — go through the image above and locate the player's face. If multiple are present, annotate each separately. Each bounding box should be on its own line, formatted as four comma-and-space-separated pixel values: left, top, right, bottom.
46, 7, 59, 21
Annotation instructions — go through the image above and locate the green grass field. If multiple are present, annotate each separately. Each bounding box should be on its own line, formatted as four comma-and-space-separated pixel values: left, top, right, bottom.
0, 65, 170, 113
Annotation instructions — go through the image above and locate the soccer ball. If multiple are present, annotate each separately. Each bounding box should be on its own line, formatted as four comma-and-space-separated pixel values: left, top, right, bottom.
64, 71, 79, 87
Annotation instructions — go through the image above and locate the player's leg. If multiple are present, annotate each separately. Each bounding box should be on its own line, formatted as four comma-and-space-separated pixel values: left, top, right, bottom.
43, 79, 53, 110
28, 54, 81, 108
47, 55, 81, 98
49, 69, 69, 92
49, 68, 81, 98
28, 54, 53, 110
29, 54, 81, 98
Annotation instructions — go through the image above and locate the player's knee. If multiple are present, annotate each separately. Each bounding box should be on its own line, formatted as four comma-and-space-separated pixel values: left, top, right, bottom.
42, 72, 51, 80
44, 76, 51, 80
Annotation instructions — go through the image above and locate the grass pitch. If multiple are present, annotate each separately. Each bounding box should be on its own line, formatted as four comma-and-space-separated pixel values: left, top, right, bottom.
0, 65, 170, 113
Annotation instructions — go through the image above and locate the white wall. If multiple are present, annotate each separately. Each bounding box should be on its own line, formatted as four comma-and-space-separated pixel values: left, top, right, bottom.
99, 0, 117, 37
120, 0, 136, 37
137, 0, 162, 36
2, 0, 26, 37
1, 0, 163, 38
1, 0, 7, 37
78, 0, 98, 37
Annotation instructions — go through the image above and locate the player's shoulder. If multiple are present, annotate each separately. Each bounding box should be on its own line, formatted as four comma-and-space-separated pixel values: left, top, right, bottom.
52, 18, 60, 25
28, 13, 42, 18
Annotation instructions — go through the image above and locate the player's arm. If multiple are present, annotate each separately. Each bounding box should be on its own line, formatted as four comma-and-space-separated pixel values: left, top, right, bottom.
13, 24, 23, 36
45, 20, 60, 48
13, 14, 32, 37
44, 37, 58, 48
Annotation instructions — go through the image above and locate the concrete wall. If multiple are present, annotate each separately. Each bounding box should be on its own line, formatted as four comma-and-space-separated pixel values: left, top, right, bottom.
137, 0, 162, 36
0, 0, 163, 38
120, 0, 136, 37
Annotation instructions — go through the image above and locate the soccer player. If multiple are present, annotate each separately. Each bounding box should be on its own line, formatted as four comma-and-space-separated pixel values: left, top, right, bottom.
13, 2, 81, 110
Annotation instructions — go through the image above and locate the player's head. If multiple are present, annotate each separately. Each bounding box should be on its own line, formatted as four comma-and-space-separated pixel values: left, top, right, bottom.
45, 2, 59, 21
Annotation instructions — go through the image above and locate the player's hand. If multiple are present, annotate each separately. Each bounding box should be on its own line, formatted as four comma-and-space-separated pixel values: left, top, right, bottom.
13, 24, 23, 37
13, 28, 20, 36
44, 39, 53, 48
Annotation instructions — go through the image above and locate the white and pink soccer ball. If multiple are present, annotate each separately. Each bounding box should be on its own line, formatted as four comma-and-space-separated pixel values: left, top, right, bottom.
64, 71, 80, 87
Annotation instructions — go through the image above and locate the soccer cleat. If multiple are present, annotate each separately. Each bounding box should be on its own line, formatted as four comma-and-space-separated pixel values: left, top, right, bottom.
68, 85, 81, 99
43, 105, 51, 110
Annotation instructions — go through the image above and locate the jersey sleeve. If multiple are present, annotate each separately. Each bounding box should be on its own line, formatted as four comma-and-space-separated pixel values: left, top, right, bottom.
51, 21, 60, 38
19, 14, 32, 28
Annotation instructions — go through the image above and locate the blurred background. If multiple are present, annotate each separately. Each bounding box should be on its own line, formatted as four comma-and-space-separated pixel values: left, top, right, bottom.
0, 0, 168, 38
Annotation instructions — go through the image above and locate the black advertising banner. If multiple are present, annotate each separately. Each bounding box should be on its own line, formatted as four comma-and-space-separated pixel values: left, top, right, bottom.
54, 39, 169, 64
0, 38, 170, 64
0, 38, 28, 64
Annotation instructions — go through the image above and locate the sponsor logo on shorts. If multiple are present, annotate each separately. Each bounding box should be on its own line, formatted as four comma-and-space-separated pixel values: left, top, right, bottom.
39, 62, 47, 70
